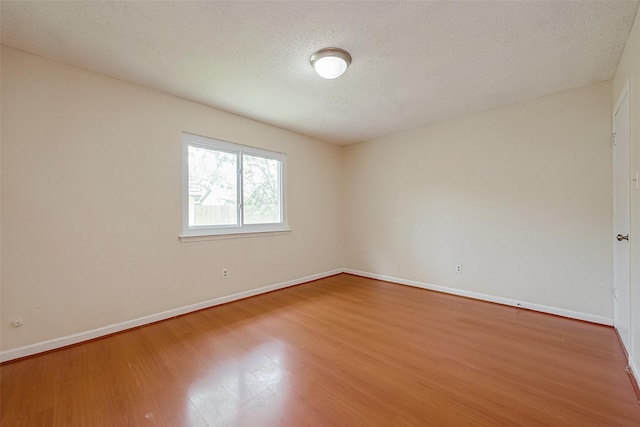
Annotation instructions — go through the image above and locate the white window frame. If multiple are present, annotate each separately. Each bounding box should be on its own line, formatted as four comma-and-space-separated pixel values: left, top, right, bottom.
181, 132, 288, 240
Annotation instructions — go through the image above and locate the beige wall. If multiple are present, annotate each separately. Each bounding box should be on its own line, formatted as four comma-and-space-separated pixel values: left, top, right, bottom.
343, 82, 613, 318
0, 43, 624, 356
0, 47, 344, 351
613, 13, 640, 375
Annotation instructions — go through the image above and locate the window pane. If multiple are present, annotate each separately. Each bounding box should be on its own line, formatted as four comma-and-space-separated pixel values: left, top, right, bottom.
242, 154, 281, 224
188, 145, 237, 226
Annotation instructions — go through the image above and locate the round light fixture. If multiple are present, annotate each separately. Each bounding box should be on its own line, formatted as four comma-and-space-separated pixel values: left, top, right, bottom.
310, 47, 352, 79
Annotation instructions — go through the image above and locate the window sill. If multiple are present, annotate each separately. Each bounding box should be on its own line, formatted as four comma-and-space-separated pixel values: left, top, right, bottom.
179, 229, 292, 243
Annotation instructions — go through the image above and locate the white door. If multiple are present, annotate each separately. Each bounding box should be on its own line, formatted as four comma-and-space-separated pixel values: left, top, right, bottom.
613, 82, 631, 355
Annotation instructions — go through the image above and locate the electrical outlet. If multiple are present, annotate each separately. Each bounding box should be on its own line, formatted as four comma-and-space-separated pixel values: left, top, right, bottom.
223, 268, 229, 279
455, 264, 463, 274
12, 317, 23, 327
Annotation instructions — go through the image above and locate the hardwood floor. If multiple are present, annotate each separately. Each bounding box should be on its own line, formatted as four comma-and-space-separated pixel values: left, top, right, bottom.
2, 273, 639, 426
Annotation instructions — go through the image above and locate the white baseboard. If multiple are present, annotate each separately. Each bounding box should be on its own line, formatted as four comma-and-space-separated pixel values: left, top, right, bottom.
344, 269, 614, 326
0, 269, 343, 363
1, 268, 615, 363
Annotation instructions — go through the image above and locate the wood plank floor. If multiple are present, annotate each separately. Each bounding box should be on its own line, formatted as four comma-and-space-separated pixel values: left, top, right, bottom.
1, 273, 639, 426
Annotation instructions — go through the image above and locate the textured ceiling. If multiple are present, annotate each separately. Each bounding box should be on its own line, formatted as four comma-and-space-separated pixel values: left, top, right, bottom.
1, 1, 638, 145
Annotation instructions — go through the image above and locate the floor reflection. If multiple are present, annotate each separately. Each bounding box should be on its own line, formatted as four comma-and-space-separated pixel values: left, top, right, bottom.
187, 340, 288, 426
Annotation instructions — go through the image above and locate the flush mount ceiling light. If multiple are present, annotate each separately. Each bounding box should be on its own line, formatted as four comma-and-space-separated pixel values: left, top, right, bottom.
310, 47, 352, 79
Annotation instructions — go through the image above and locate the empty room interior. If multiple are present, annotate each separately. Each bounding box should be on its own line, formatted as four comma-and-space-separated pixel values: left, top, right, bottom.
2, 1, 640, 425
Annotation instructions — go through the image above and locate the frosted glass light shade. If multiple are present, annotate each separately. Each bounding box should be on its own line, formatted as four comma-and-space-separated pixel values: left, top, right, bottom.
310, 48, 351, 79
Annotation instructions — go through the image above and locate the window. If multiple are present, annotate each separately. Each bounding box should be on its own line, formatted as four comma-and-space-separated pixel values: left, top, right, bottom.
182, 132, 287, 238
